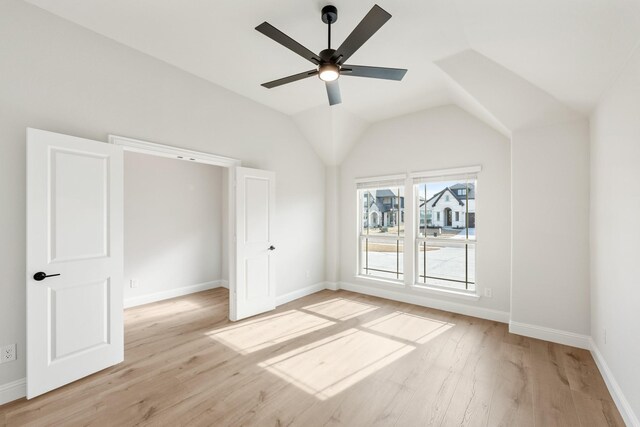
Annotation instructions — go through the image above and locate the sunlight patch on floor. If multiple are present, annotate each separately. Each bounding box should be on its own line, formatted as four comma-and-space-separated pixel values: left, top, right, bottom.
362, 311, 454, 344
301, 298, 379, 320
207, 310, 335, 354
258, 328, 415, 400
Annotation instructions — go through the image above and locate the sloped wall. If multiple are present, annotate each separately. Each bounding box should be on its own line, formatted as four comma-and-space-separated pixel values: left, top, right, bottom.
438, 49, 591, 340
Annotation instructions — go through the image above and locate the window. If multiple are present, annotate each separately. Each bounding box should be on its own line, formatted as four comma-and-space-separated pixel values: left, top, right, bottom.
358, 184, 405, 281
415, 176, 477, 291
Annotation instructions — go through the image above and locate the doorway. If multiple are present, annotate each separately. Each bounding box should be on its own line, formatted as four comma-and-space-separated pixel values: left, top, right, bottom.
26, 129, 276, 398
109, 134, 240, 315
444, 208, 452, 227
122, 151, 227, 308
109, 135, 277, 322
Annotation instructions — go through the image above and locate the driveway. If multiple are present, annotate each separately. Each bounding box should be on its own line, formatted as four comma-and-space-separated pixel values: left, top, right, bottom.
365, 243, 475, 288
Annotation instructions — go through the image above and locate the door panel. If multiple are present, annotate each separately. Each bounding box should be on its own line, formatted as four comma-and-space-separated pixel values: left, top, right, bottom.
51, 279, 110, 361
244, 178, 269, 242
50, 149, 109, 261
27, 128, 123, 398
232, 167, 275, 321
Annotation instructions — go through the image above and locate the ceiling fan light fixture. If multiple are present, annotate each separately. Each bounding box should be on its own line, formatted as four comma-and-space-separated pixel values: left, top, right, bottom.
318, 63, 340, 82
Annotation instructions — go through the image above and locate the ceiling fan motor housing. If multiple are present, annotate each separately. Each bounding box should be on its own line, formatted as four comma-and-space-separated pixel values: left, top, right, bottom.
319, 48, 337, 63
321, 5, 338, 24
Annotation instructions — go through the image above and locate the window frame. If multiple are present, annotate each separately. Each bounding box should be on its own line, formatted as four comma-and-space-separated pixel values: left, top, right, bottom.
413, 173, 478, 292
355, 166, 481, 294
356, 177, 406, 283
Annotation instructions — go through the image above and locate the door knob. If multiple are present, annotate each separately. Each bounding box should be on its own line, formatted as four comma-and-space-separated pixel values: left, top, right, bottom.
268, 245, 276, 251
33, 272, 61, 281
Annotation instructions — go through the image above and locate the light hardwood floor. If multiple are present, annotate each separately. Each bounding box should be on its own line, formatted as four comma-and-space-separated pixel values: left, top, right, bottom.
0, 288, 624, 426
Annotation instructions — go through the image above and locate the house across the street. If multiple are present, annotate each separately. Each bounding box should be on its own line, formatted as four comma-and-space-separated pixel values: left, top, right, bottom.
420, 183, 475, 229
362, 189, 404, 228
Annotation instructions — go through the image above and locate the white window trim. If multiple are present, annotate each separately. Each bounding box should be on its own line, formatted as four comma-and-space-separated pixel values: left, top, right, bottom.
409, 283, 480, 300
354, 274, 407, 289
355, 173, 406, 187
410, 165, 481, 180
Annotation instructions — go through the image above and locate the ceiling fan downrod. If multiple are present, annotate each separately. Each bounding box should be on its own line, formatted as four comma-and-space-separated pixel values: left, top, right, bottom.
321, 5, 338, 51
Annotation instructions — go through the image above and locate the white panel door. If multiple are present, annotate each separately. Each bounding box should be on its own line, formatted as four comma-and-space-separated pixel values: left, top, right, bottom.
232, 166, 276, 321
26, 128, 124, 398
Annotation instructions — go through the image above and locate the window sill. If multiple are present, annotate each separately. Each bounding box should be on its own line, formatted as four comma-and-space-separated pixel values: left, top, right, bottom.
410, 284, 480, 300
354, 275, 406, 289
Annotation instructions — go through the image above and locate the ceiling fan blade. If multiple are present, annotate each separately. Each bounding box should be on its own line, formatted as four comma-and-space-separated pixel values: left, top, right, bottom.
331, 5, 391, 64
261, 70, 319, 89
256, 22, 322, 65
326, 80, 342, 105
340, 64, 407, 81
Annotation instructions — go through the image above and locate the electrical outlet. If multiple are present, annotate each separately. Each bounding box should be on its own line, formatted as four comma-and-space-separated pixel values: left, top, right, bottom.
0, 344, 16, 364
130, 279, 139, 289
305, 270, 310, 279
604, 328, 607, 344
484, 288, 493, 298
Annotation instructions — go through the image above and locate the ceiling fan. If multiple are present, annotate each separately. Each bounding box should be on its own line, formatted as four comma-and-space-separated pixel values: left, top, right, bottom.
255, 4, 408, 106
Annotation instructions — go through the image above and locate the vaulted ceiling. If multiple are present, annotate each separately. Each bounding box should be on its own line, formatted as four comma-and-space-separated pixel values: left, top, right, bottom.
25, 0, 640, 163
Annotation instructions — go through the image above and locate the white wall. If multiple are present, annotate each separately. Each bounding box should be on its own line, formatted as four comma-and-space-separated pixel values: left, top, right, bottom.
510, 119, 590, 336
124, 152, 224, 303
590, 45, 640, 422
0, 0, 325, 386
338, 105, 511, 318
325, 166, 340, 285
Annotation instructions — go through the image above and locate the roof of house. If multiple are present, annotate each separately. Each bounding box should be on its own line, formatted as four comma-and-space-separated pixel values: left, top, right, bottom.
375, 189, 398, 198
450, 183, 476, 199
423, 183, 475, 207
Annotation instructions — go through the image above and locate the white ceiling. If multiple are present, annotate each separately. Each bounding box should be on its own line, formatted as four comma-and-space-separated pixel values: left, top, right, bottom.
24, 0, 640, 160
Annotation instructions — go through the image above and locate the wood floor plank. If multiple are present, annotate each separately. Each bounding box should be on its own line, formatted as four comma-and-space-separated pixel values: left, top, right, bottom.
0, 289, 623, 426
562, 347, 613, 402
530, 340, 582, 427
571, 391, 626, 427
439, 320, 504, 426
486, 342, 534, 427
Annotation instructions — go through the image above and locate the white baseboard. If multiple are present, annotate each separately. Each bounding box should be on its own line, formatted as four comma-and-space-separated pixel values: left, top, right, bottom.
0, 377, 26, 405
338, 281, 509, 323
276, 282, 329, 306
124, 279, 226, 308
590, 339, 639, 427
508, 321, 590, 349
325, 281, 340, 291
